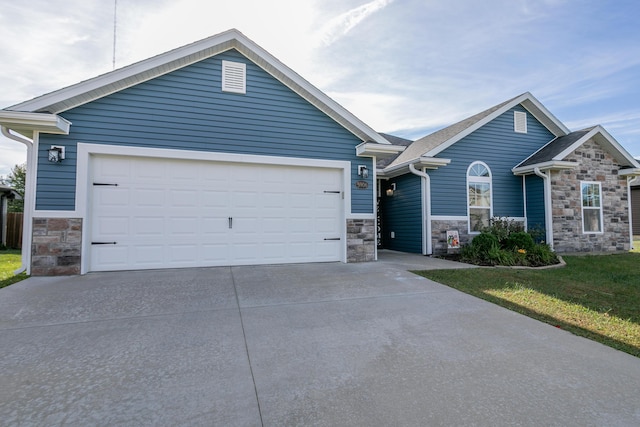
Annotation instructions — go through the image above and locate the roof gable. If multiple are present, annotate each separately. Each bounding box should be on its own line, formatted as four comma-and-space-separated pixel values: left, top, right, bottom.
513, 125, 640, 173
5, 29, 389, 145
386, 92, 570, 168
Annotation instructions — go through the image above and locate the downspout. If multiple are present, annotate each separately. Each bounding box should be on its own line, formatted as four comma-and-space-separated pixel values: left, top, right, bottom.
1, 126, 34, 274
409, 163, 431, 255
628, 176, 638, 250
534, 167, 553, 250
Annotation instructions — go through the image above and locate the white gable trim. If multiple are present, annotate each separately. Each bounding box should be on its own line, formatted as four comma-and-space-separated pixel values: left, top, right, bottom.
423, 92, 570, 157
7, 29, 389, 146
553, 125, 640, 168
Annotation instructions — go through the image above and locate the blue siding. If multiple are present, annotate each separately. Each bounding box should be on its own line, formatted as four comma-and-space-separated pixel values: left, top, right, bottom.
525, 174, 546, 233
380, 174, 422, 253
430, 105, 555, 218
37, 49, 373, 212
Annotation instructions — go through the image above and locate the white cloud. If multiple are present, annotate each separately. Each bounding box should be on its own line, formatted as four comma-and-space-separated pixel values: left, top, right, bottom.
318, 0, 394, 46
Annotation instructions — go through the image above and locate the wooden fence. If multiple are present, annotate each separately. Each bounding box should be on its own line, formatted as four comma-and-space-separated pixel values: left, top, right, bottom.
6, 212, 23, 249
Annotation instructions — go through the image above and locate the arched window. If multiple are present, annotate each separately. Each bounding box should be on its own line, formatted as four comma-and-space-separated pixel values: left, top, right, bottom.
467, 161, 492, 233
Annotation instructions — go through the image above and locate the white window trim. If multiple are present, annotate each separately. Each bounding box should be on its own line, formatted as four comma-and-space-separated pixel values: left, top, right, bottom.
581, 181, 604, 234
466, 161, 493, 234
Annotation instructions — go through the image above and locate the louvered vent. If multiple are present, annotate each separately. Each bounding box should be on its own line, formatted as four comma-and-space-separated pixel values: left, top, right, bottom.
514, 111, 527, 133
222, 60, 246, 94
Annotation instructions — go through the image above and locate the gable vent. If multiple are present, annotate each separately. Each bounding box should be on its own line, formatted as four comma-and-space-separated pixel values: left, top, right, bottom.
514, 111, 527, 133
222, 60, 246, 94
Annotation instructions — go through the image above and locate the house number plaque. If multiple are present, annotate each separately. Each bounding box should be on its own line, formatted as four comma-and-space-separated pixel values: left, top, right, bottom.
355, 180, 368, 189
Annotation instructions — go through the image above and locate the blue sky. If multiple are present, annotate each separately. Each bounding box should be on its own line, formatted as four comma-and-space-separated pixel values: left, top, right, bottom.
1, 0, 639, 177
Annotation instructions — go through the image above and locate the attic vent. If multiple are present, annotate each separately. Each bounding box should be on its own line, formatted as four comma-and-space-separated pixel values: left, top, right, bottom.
514, 111, 527, 133
222, 60, 246, 94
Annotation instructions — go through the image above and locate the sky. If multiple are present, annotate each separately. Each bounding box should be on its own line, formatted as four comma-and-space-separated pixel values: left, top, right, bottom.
1, 0, 640, 178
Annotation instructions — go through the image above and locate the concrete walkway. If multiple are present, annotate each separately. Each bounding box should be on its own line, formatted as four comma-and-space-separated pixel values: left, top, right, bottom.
1, 255, 639, 426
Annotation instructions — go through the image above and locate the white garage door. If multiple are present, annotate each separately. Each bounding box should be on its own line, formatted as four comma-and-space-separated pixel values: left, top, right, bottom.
89, 155, 344, 272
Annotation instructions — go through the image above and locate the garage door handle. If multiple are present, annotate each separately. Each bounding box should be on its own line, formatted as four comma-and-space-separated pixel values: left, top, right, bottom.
228, 217, 233, 229
324, 238, 341, 241
93, 183, 119, 186
92, 241, 117, 245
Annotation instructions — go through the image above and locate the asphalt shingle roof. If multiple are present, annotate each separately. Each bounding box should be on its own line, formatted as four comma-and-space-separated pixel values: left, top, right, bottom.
516, 128, 593, 168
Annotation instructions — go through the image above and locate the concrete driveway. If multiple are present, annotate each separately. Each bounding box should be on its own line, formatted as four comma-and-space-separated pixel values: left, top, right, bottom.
1, 252, 639, 426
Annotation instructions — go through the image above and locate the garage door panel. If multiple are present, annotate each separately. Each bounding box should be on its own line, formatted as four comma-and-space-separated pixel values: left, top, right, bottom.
169, 245, 199, 263
94, 216, 129, 237
131, 217, 165, 236
166, 217, 199, 236
134, 188, 164, 207
90, 154, 343, 271
92, 245, 130, 270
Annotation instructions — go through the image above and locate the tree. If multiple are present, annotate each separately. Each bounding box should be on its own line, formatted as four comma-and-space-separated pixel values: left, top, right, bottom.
5, 163, 25, 213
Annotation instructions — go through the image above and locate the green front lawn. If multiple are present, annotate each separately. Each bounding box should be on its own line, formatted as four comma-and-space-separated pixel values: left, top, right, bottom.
0, 250, 28, 289
415, 253, 640, 358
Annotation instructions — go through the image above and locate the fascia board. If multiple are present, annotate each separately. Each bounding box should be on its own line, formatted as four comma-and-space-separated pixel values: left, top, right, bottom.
511, 160, 577, 175
417, 156, 451, 168
381, 157, 450, 177
0, 111, 71, 134
424, 92, 569, 157
356, 142, 404, 157
619, 168, 640, 176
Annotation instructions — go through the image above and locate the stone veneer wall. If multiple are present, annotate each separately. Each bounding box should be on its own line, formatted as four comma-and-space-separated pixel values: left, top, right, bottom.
431, 219, 471, 255
551, 139, 630, 253
347, 218, 375, 262
32, 218, 82, 276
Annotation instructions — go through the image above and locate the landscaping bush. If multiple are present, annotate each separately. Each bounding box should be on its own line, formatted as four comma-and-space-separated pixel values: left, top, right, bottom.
459, 217, 559, 267
504, 231, 535, 252
526, 243, 558, 267
482, 217, 523, 245
469, 232, 499, 254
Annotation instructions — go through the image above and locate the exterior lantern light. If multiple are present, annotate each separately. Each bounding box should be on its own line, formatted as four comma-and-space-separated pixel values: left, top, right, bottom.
386, 183, 396, 197
48, 146, 65, 163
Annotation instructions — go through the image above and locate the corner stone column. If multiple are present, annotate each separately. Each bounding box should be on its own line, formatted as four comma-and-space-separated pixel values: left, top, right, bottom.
347, 218, 375, 262
31, 218, 82, 276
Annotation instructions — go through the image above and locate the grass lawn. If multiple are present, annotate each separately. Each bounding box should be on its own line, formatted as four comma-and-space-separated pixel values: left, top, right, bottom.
0, 250, 28, 289
415, 252, 640, 358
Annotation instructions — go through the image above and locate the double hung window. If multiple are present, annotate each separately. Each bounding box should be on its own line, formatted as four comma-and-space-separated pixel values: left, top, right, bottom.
581, 182, 603, 233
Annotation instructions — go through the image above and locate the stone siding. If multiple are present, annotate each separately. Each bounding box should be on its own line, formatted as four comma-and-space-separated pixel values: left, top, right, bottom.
431, 219, 471, 255
551, 139, 630, 252
347, 218, 375, 262
32, 218, 82, 275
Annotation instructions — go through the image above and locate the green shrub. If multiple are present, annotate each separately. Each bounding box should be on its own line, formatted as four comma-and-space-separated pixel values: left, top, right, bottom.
482, 217, 524, 244
487, 247, 515, 266
527, 225, 546, 244
505, 231, 535, 252
527, 244, 558, 266
470, 232, 499, 253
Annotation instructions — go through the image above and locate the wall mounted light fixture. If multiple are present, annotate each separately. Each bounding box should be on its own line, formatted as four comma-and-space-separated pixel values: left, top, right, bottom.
386, 183, 396, 197
357, 165, 369, 179
48, 146, 65, 163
